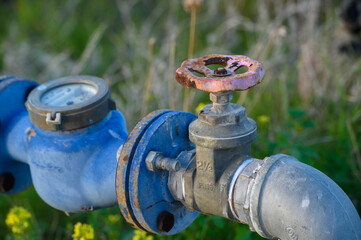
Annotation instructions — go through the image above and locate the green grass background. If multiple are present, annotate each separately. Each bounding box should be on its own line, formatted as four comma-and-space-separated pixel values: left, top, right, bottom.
0, 0, 360, 239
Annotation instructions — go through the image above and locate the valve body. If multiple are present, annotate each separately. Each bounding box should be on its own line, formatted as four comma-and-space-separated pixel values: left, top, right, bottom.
174, 91, 256, 218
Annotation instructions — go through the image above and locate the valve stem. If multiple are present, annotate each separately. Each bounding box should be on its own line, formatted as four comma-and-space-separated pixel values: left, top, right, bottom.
209, 91, 233, 112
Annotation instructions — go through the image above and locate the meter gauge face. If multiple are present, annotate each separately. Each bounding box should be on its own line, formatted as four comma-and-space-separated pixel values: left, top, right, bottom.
26, 75, 115, 131
41, 83, 97, 107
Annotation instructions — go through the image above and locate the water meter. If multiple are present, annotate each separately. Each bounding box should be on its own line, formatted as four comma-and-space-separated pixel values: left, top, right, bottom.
26, 75, 116, 131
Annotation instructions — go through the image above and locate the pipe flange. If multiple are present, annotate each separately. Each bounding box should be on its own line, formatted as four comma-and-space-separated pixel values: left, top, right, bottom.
116, 110, 199, 235
116, 109, 171, 230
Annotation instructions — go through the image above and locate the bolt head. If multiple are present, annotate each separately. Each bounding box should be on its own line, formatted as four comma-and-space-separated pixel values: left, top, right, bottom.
214, 67, 227, 75
146, 151, 163, 172
212, 67, 232, 77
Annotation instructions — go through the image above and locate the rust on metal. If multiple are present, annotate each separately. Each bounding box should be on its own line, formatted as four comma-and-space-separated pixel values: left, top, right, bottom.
132, 168, 140, 209
26, 128, 36, 141
214, 68, 227, 75
116, 109, 171, 231
175, 54, 265, 93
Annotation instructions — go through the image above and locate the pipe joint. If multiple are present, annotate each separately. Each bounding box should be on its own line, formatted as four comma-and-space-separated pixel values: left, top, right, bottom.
230, 154, 361, 240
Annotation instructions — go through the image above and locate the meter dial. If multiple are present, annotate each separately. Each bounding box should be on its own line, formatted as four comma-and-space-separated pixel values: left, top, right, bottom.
41, 83, 97, 107
26, 76, 116, 131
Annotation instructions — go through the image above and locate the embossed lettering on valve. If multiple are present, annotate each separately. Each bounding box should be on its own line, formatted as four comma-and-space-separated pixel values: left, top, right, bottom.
197, 161, 214, 172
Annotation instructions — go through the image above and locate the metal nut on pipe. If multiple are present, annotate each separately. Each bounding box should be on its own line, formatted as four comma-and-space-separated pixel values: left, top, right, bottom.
146, 151, 180, 172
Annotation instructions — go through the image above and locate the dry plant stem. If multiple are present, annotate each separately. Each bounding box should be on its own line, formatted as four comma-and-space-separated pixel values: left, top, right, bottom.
188, 8, 196, 59
235, 0, 246, 11
237, 32, 275, 106
183, 7, 197, 112
168, 38, 177, 110
188, 89, 196, 112
353, 109, 361, 123
280, 69, 290, 120
346, 119, 361, 184
141, 38, 155, 117
71, 24, 107, 75
236, 91, 248, 106
246, 71, 274, 113
183, 84, 190, 112
49, 210, 60, 236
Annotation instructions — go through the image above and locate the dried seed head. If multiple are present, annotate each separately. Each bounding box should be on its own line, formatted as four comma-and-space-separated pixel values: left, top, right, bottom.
276, 26, 287, 38
182, 0, 204, 12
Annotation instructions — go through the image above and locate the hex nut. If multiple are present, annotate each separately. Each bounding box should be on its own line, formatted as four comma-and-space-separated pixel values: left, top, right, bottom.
210, 92, 233, 104
198, 104, 245, 125
146, 151, 163, 172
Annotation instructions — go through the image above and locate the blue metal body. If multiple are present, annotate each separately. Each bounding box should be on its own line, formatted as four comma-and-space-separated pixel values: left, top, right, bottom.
0, 76, 128, 213
116, 110, 199, 235
1, 76, 198, 234
0, 76, 38, 193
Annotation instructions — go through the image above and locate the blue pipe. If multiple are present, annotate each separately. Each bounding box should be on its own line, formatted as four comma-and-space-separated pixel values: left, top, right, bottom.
1, 76, 128, 213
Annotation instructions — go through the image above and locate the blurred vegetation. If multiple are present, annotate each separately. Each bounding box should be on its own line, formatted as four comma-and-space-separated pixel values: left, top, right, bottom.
0, 0, 360, 239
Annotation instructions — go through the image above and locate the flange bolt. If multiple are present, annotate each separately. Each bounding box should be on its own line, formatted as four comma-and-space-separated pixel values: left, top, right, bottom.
146, 151, 180, 172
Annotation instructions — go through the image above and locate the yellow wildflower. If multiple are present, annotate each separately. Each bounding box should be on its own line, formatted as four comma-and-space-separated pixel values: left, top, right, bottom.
133, 230, 154, 240
257, 115, 271, 125
72, 222, 94, 240
5, 206, 32, 234
195, 102, 207, 113
107, 214, 121, 224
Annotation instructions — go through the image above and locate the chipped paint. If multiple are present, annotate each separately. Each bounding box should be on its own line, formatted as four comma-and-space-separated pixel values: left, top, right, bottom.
115, 109, 171, 231
27, 129, 36, 141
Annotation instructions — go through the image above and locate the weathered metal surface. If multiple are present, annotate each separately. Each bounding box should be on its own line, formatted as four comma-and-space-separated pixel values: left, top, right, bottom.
5, 107, 128, 212
171, 53, 361, 240
171, 101, 257, 218
175, 54, 265, 92
174, 56, 260, 218
145, 151, 180, 172
231, 155, 361, 239
128, 111, 198, 234
116, 110, 171, 230
1, 76, 129, 213
0, 76, 38, 194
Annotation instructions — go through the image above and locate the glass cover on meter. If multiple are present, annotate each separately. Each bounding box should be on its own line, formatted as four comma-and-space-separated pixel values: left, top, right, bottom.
41, 83, 97, 107
26, 76, 115, 131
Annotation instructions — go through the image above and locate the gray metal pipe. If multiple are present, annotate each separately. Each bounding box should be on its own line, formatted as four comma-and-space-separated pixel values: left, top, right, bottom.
229, 154, 361, 240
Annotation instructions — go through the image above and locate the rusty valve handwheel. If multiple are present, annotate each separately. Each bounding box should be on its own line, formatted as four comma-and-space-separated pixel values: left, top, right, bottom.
175, 54, 265, 93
